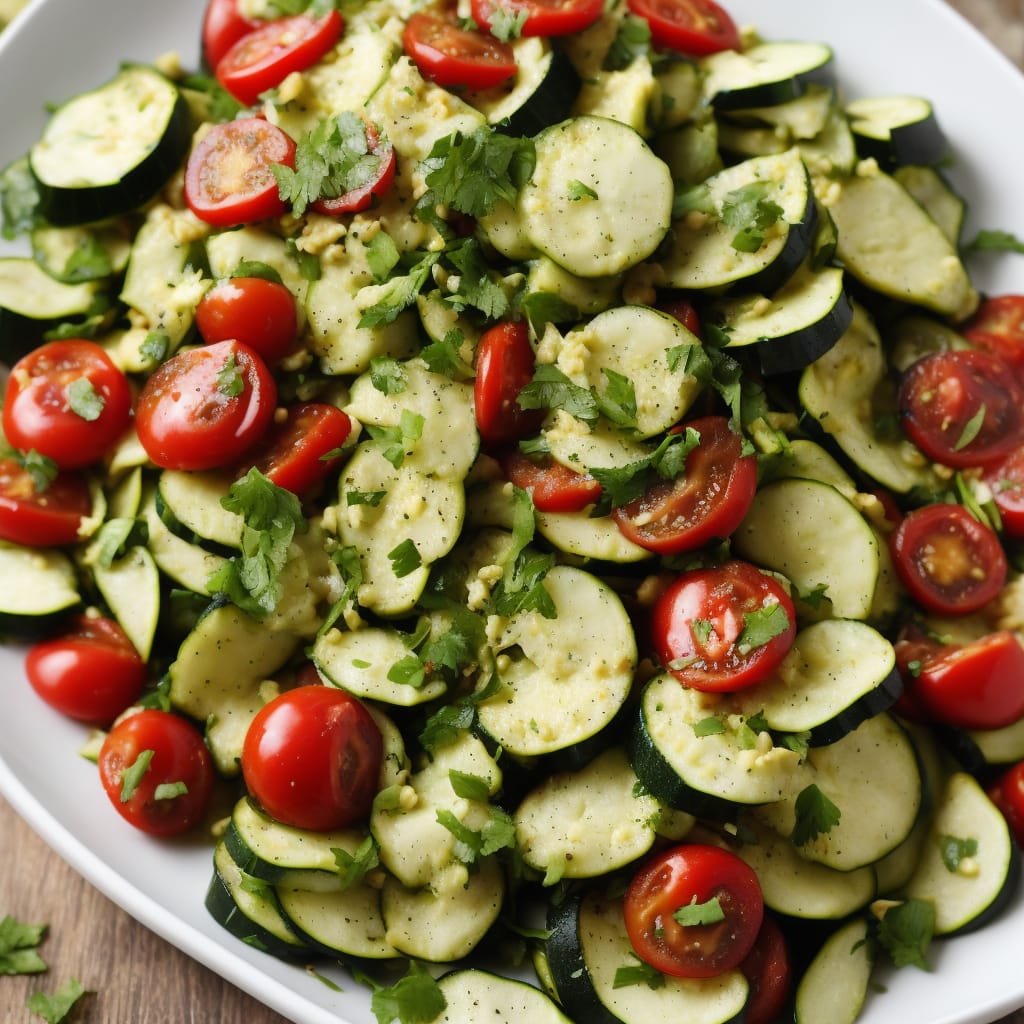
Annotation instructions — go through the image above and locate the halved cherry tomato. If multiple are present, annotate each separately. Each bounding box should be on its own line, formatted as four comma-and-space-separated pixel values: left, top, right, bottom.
624, 843, 764, 979
312, 123, 397, 216
98, 709, 215, 837
987, 761, 1024, 847
960, 294, 1024, 386
184, 117, 296, 227
889, 503, 1006, 615
898, 348, 1024, 469
0, 458, 92, 547
2, 339, 132, 470
244, 402, 352, 494
202, 0, 260, 69
739, 915, 792, 1024
25, 615, 146, 726
612, 416, 757, 555
135, 339, 277, 472
651, 559, 797, 692
469, 0, 603, 37
196, 276, 299, 364
403, 10, 517, 90
215, 11, 344, 107
241, 685, 383, 831
474, 320, 545, 447
656, 292, 702, 337
499, 450, 602, 513
626, 0, 740, 55
983, 446, 1024, 538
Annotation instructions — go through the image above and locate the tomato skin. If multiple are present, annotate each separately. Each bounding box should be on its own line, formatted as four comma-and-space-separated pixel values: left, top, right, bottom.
202, 0, 260, 69
961, 294, 1024, 386
474, 321, 545, 447
898, 348, 1024, 469
499, 450, 601, 513
626, 0, 740, 55
624, 843, 764, 979
98, 709, 215, 837
889, 503, 1006, 615
242, 685, 383, 832
469, 0, 603, 37
25, 615, 146, 726
739, 915, 792, 1024
215, 11, 344, 107
651, 559, 797, 692
656, 292, 702, 338
196, 276, 299, 365
983, 446, 1024, 538
613, 416, 757, 555
135, 339, 277, 472
987, 761, 1024, 847
403, 11, 517, 90
244, 402, 352, 494
0, 458, 92, 547
184, 117, 296, 228
2, 340, 132, 470
312, 124, 397, 216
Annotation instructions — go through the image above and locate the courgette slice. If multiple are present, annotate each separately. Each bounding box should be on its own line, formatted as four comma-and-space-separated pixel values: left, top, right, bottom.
276, 883, 398, 960
430, 970, 573, 1024
846, 94, 948, 168
792, 916, 873, 1024
702, 40, 834, 111
0, 541, 80, 638
893, 164, 966, 245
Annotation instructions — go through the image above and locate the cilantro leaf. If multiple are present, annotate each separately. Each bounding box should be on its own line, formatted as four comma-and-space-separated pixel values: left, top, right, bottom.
368, 960, 446, 1024
370, 356, 408, 395
358, 250, 440, 328
613, 956, 665, 990
11, 449, 58, 493
939, 834, 979, 873
153, 781, 189, 800
790, 783, 841, 846
692, 716, 726, 738
139, 330, 170, 365
419, 672, 501, 753
517, 364, 599, 424
568, 179, 599, 201
119, 749, 154, 802
589, 427, 700, 512
594, 368, 638, 431
66, 377, 104, 421
673, 895, 725, 926
721, 182, 785, 252
388, 538, 422, 578
488, 3, 528, 40
0, 916, 48, 976
436, 805, 516, 863
0, 156, 41, 240
216, 353, 244, 397
449, 769, 492, 802
966, 228, 1024, 254
365, 409, 425, 468
25, 977, 88, 1023
420, 328, 474, 379
60, 235, 113, 283
604, 12, 651, 70
876, 898, 935, 970
332, 835, 380, 889
365, 231, 401, 283
736, 602, 792, 655
443, 238, 513, 319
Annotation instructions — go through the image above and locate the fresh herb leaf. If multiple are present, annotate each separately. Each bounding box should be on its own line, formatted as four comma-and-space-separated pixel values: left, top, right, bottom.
346, 488, 387, 507
613, 956, 665, 990
0, 916, 48, 976
436, 805, 516, 864
420, 328, 474, 379
589, 428, 701, 512
443, 237, 513, 319
92, 516, 148, 568
153, 781, 188, 801
365, 231, 401, 282
140, 329, 170, 364
388, 538, 422, 578
692, 716, 726, 737
61, 235, 112, 282
419, 672, 501, 753
365, 410, 424, 468
954, 404, 987, 451
216, 353, 244, 397
522, 292, 576, 335
489, 3, 528, 40
180, 72, 243, 123
358, 250, 440, 328
673, 895, 725, 926
287, 236, 321, 282
604, 12, 651, 70
517, 364, 599, 424
0, 156, 41, 240
568, 179, 599, 201
332, 835, 380, 889
25, 977, 88, 1023
119, 749, 154, 802
367, 960, 447, 1024
966, 228, 1024, 253
370, 356, 408, 395
231, 259, 285, 285
939, 834, 979, 873
790, 783, 841, 846
721, 182, 785, 252
449, 769, 491, 803
736, 603, 792, 655
66, 377, 104, 421
594, 368, 638, 431
876, 898, 935, 970
12, 449, 58, 493
673, 182, 715, 221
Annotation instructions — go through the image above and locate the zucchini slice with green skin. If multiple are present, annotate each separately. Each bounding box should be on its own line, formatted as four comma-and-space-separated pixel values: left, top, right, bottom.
845, 94, 948, 168
89, 544, 160, 662
792, 916, 873, 1024
276, 882, 399, 960
545, 889, 749, 1024
30, 64, 191, 225
31, 222, 133, 284
155, 469, 243, 553
893, 164, 966, 245
0, 541, 80, 638
430, 969, 573, 1023
702, 41, 834, 111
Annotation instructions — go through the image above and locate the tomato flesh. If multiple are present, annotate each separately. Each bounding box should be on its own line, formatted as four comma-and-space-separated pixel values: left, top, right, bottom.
202, 0, 260, 69
983, 446, 1024, 538
312, 123, 397, 216
651, 559, 797, 692
26, 615, 146, 726
135, 339, 277, 472
98, 709, 215, 836
469, 0, 603, 37
196, 276, 299, 364
624, 843, 764, 979
626, 0, 740, 55
184, 117, 296, 227
242, 685, 383, 832
889, 503, 1006, 615
403, 11, 517, 90
961, 294, 1024, 386
0, 458, 92, 547
987, 761, 1024, 848
474, 320, 545, 447
739, 915, 792, 1024
656, 292, 702, 338
499, 450, 602, 513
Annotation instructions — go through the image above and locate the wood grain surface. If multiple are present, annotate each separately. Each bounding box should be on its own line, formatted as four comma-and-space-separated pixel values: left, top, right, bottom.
3, 1, 1024, 1022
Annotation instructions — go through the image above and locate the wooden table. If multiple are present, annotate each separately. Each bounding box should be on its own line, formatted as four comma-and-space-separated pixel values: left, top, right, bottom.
3, 0, 1024, 1021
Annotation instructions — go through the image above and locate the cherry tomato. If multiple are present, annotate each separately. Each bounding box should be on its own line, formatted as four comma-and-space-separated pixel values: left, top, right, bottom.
656, 292, 702, 337
244, 402, 352, 494
184, 117, 296, 228
241, 685, 383, 832
983, 446, 1024, 538
403, 10, 517, 90
474, 320, 545, 447
898, 348, 1023, 469
499, 450, 602, 513
626, 0, 740, 55
739, 915, 792, 1024
98, 709, 214, 837
895, 628, 1024, 731
202, 0, 260, 69
0, 458, 92, 547
651, 559, 797, 692
312, 123, 397, 216
215, 11, 344, 107
135, 339, 277, 472
196, 276, 299, 364
469, 0, 603, 37
889, 503, 1006, 615
624, 843, 764, 979
960, 294, 1024, 386
987, 761, 1024, 847
612, 416, 757, 555
25, 615, 146, 726
2, 340, 132, 470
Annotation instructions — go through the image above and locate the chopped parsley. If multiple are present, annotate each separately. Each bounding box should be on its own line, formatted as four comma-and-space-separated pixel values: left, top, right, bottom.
721, 181, 785, 252
370, 356, 408, 395
613, 955, 665, 990
66, 377, 104, 421
358, 250, 440, 328
215, 353, 244, 397
436, 805, 516, 864
939, 834, 979, 873
790, 783, 841, 846
568, 179, 599, 201
876, 898, 935, 971
517, 364, 599, 424
332, 835, 381, 889
388, 538, 422, 578
365, 409, 425, 468
362, 960, 447, 1024
25, 977, 88, 1024
588, 427, 701, 512
735, 603, 792, 655
0, 915, 48, 976
119, 749, 154, 802
673, 895, 725, 927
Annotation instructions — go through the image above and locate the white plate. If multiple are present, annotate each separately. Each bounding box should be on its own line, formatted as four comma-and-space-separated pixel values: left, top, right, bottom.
1, 1, 1023, 1022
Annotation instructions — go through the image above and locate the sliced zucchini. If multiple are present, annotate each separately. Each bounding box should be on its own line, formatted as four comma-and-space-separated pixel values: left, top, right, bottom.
31, 221, 132, 284
792, 916, 873, 1024
702, 41, 834, 111
156, 469, 243, 552
724, 83, 835, 141
845, 94, 948, 167
430, 970, 573, 1024
139, 487, 227, 595
0, 541, 80, 637
535, 507, 652, 564
276, 882, 398, 960
572, 56, 658, 135
893, 164, 966, 246
89, 544, 160, 661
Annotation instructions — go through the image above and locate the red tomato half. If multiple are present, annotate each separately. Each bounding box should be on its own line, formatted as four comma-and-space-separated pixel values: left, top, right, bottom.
241, 685, 383, 831
898, 349, 1024, 469
0, 458, 92, 547
651, 559, 797, 692
740, 915, 792, 1024
403, 11, 517, 90
312, 123, 397, 216
184, 117, 296, 228
196, 276, 299, 364
2, 340, 132, 470
26, 615, 146, 726
98, 709, 214, 837
624, 843, 764, 979
626, 0, 740, 55
474, 320, 545, 447
499, 450, 602, 513
215, 11, 344, 107
202, 0, 260, 69
612, 416, 757, 555
657, 292, 702, 338
244, 402, 352, 494
961, 294, 1024, 386
135, 339, 277, 472
469, 0, 603, 37
889, 503, 1006, 615
983, 446, 1024, 538
987, 761, 1024, 847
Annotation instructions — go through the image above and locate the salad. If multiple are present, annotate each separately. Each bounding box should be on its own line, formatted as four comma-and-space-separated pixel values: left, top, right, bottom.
1, 0, 1024, 1022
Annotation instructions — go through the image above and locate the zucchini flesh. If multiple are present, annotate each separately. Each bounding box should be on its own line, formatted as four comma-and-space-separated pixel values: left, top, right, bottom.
793, 917, 873, 1024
